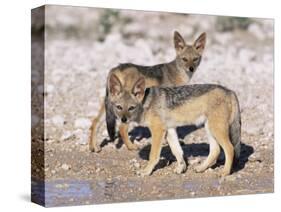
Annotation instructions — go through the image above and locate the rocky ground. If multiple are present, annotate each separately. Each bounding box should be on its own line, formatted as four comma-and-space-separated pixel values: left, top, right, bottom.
31, 6, 274, 207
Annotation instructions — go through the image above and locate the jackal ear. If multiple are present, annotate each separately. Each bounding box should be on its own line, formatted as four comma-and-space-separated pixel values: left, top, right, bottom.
174, 31, 186, 52
108, 73, 122, 96
193, 32, 206, 55
132, 77, 146, 102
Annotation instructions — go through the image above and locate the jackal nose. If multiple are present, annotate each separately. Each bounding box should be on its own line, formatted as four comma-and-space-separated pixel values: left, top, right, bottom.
189, 66, 194, 72
121, 116, 127, 123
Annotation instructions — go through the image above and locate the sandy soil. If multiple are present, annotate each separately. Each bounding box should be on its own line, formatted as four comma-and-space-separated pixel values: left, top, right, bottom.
31, 6, 274, 207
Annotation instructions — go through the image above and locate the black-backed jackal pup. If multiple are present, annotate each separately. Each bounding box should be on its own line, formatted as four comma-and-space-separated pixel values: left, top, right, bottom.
89, 31, 207, 152
108, 74, 241, 177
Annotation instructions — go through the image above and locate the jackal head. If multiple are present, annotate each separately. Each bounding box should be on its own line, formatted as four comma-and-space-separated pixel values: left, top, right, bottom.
174, 31, 206, 78
108, 73, 146, 124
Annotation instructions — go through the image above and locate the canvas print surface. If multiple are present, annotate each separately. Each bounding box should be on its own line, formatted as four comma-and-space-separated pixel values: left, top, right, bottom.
31, 5, 274, 207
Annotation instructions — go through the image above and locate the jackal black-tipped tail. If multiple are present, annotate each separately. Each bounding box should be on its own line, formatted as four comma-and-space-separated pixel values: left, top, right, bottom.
229, 93, 241, 164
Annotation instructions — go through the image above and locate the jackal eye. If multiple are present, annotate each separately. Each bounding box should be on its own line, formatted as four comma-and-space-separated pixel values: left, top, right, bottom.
182, 57, 188, 62
116, 105, 123, 110
128, 106, 136, 111
193, 57, 199, 62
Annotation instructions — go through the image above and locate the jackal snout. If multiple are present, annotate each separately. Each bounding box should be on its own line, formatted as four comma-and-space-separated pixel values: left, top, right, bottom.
121, 116, 127, 123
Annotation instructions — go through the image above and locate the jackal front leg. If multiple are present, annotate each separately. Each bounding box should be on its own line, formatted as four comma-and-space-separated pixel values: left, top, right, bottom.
137, 124, 165, 177
119, 123, 139, 151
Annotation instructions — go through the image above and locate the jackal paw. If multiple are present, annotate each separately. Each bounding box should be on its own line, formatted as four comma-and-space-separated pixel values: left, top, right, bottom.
220, 169, 231, 177
127, 143, 139, 151
174, 162, 187, 174
89, 144, 101, 153
136, 166, 153, 177
194, 164, 207, 173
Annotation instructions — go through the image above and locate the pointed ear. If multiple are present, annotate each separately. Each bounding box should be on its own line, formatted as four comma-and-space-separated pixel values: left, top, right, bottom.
132, 77, 145, 102
108, 73, 122, 97
174, 31, 186, 52
193, 32, 206, 55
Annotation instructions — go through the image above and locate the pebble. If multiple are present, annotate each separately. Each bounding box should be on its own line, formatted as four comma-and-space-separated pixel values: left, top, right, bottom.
77, 134, 88, 145
206, 168, 214, 173
249, 152, 262, 162
190, 191, 196, 197
61, 163, 71, 171
60, 131, 73, 141
46, 139, 56, 144
134, 162, 140, 169
55, 183, 69, 189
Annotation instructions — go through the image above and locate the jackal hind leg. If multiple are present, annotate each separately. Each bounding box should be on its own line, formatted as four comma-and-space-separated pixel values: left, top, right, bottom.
194, 121, 220, 173
206, 116, 234, 176
89, 100, 105, 152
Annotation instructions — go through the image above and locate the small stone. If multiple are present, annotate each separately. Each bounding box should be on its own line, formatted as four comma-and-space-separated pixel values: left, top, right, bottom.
51, 170, 56, 174
134, 162, 140, 169
190, 191, 196, 196
60, 131, 73, 141
46, 139, 55, 144
130, 158, 137, 164
55, 183, 69, 189
249, 152, 261, 162
61, 164, 71, 171
206, 168, 214, 173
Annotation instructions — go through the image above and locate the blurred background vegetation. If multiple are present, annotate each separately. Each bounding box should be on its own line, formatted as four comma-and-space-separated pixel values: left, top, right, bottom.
216, 17, 253, 31
32, 6, 269, 43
